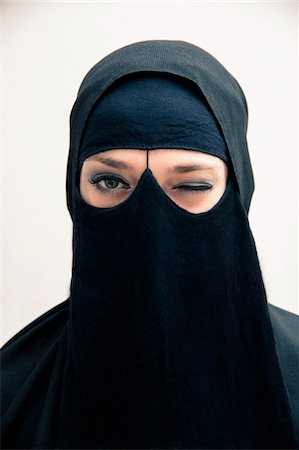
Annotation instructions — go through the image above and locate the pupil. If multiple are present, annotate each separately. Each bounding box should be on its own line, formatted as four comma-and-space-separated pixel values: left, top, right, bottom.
105, 179, 118, 188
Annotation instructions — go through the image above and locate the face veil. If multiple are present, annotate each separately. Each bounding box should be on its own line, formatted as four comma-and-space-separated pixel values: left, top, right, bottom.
57, 40, 298, 449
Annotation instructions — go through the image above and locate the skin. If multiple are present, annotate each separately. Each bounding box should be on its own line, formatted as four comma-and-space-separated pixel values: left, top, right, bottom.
79, 149, 228, 214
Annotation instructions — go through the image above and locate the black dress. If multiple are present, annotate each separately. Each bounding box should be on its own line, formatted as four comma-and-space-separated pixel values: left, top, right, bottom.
1, 299, 299, 449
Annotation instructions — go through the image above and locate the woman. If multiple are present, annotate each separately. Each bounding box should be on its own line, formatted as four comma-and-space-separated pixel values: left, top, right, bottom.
1, 40, 299, 449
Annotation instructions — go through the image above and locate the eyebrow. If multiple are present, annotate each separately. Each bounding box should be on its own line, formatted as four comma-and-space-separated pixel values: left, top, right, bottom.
88, 155, 132, 170
170, 164, 217, 174
89, 155, 218, 173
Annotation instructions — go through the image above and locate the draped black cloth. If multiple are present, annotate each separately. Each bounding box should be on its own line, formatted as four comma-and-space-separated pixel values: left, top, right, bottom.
78, 71, 231, 166
1, 39, 299, 449
2, 299, 299, 449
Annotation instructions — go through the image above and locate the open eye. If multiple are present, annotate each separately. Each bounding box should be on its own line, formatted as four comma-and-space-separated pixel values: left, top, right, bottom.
88, 173, 131, 194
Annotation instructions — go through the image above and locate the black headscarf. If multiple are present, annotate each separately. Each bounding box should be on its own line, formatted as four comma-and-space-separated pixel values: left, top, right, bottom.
78, 71, 231, 166
66, 40, 254, 220
57, 40, 298, 449
1, 40, 298, 450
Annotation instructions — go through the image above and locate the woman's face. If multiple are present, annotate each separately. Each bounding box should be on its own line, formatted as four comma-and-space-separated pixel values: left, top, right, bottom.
80, 149, 228, 214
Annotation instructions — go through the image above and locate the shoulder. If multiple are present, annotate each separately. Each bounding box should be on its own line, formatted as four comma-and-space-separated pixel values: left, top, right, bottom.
268, 303, 299, 361
268, 303, 299, 441
1, 300, 298, 446
1, 298, 70, 352
1, 298, 69, 382
1, 299, 70, 449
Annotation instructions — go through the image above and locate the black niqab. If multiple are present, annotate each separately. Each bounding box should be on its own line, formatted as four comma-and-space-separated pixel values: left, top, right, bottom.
57, 41, 298, 448
66, 40, 253, 219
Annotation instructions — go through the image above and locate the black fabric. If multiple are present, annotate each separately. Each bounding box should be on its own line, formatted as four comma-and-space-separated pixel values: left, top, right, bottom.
57, 167, 298, 448
1, 301, 69, 449
59, 40, 298, 448
1, 39, 299, 449
78, 72, 231, 166
269, 304, 299, 438
2, 299, 299, 449
66, 40, 254, 219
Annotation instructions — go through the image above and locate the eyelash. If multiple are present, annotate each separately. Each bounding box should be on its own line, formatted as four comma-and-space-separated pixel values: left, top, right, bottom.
88, 174, 213, 195
88, 174, 130, 195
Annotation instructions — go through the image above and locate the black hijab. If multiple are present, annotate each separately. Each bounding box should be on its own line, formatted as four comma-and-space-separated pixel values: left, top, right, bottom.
1, 39, 298, 449
57, 40, 298, 449
77, 71, 231, 166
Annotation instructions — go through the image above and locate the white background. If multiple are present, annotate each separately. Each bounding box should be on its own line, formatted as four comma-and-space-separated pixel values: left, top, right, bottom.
1, 1, 298, 346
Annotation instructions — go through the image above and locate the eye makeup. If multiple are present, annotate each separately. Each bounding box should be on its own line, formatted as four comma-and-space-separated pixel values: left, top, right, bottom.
172, 182, 213, 194
88, 171, 215, 198
88, 173, 131, 195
